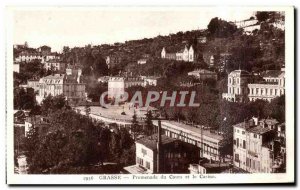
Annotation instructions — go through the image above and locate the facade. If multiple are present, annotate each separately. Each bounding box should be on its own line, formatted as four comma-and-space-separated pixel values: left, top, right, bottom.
143, 76, 160, 86
15, 52, 43, 63
232, 19, 260, 34
124, 134, 200, 174
222, 70, 252, 102
153, 120, 228, 161
36, 73, 86, 105
44, 60, 66, 72
233, 118, 285, 173
161, 45, 194, 62
222, 69, 285, 103
248, 70, 285, 102
108, 77, 144, 100
234, 19, 259, 29
106, 55, 121, 68
188, 69, 218, 81
15, 51, 60, 63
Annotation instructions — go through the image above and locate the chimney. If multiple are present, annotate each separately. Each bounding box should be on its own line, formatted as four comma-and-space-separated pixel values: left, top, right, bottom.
252, 116, 259, 126
249, 119, 254, 127
156, 120, 162, 173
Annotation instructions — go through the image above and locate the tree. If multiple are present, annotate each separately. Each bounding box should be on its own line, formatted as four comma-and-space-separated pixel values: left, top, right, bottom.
144, 110, 154, 136
255, 11, 271, 22
207, 17, 238, 38
14, 87, 36, 110
131, 110, 140, 140
24, 110, 111, 174
24, 125, 39, 173
40, 95, 69, 115
120, 145, 136, 166
263, 96, 285, 122
84, 101, 91, 117
109, 132, 121, 161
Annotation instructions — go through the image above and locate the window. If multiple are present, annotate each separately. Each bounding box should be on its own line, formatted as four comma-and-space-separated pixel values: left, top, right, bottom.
235, 154, 239, 162
146, 161, 150, 169
236, 138, 239, 148
137, 157, 143, 166
243, 140, 246, 149
141, 148, 147, 156
254, 134, 257, 138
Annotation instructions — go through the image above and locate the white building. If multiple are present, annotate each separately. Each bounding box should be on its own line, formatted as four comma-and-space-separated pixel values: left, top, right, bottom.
233, 19, 261, 34
248, 70, 285, 102
36, 72, 86, 105
222, 70, 252, 102
188, 69, 217, 81
161, 45, 195, 62
124, 133, 200, 174
15, 52, 60, 63
44, 60, 66, 72
233, 118, 285, 173
152, 120, 228, 161
222, 69, 285, 102
108, 77, 144, 100
143, 76, 160, 86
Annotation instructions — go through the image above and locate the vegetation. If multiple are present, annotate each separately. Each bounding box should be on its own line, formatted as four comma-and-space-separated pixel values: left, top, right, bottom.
24, 103, 135, 174
14, 87, 37, 110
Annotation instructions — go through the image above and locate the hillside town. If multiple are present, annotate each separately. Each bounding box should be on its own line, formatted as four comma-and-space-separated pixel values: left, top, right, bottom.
13, 11, 286, 175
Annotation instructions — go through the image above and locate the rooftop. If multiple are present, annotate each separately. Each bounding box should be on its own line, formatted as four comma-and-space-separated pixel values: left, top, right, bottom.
229, 70, 251, 76
123, 165, 151, 174
156, 120, 224, 141
188, 69, 217, 75
234, 118, 279, 134
247, 126, 273, 135
136, 134, 177, 150
261, 70, 284, 78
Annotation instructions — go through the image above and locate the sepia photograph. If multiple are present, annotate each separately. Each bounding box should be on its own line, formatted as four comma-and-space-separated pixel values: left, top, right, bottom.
6, 6, 295, 184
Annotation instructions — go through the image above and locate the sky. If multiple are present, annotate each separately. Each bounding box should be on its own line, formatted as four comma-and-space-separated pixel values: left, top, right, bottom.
13, 8, 255, 52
